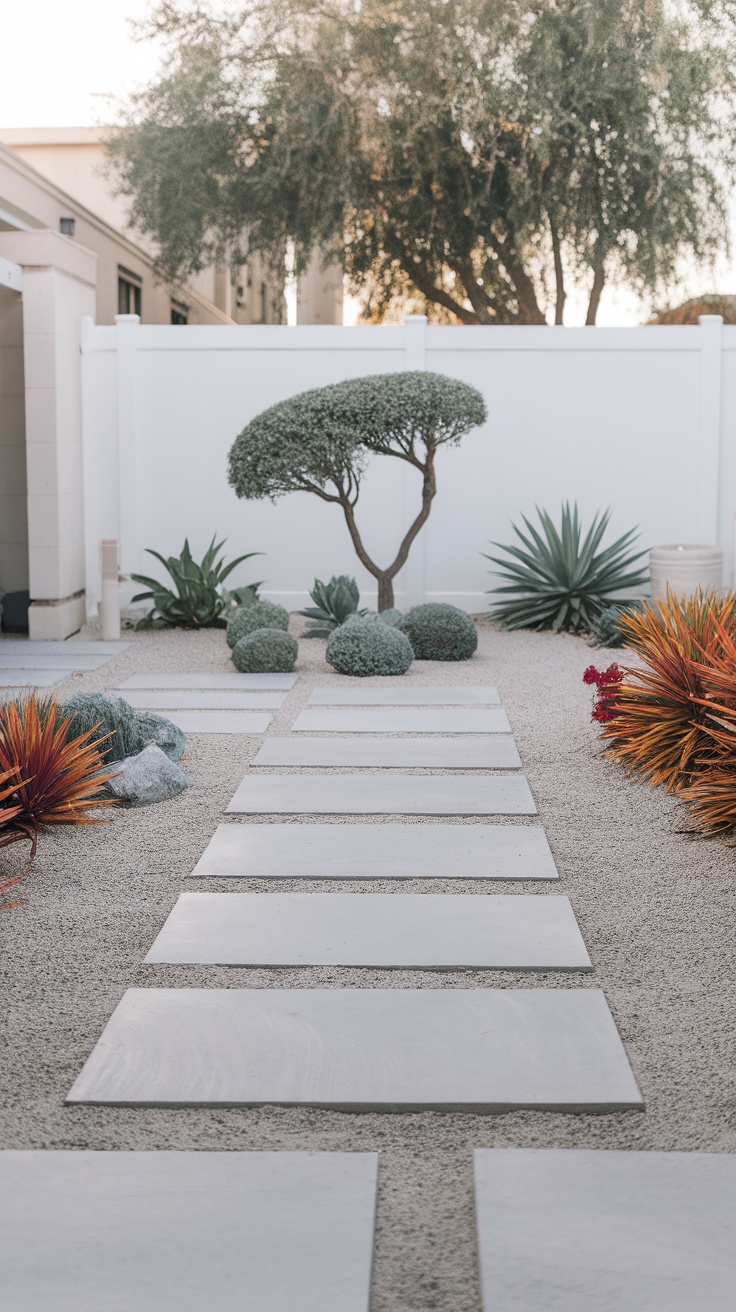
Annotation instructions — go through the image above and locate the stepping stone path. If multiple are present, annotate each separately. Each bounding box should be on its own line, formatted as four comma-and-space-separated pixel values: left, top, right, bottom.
252, 735, 522, 768
146, 892, 592, 969
225, 773, 536, 815
0, 671, 70, 688
159, 711, 273, 735
0, 639, 130, 688
1, 1149, 377, 1312
63, 673, 658, 1301
66, 988, 641, 1110
189, 822, 559, 880
114, 673, 296, 734
123, 690, 287, 710
474, 1149, 736, 1311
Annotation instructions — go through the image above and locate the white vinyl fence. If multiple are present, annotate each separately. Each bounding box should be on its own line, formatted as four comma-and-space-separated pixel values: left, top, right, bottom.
81, 313, 736, 616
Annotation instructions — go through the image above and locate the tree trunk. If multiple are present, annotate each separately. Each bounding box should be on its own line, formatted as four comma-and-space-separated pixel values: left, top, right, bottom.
586, 252, 606, 325
549, 216, 566, 325
377, 576, 394, 610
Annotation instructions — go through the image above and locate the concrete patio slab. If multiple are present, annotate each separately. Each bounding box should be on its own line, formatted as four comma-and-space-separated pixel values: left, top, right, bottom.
226, 773, 536, 815
66, 988, 642, 1110
292, 708, 512, 734
0, 640, 130, 655
118, 673, 297, 690
252, 736, 522, 768
188, 822, 559, 880
163, 711, 273, 734
0, 653, 112, 670
123, 690, 287, 710
0, 670, 70, 688
473, 1149, 736, 1311
308, 687, 500, 705
145, 892, 592, 969
0, 1149, 377, 1312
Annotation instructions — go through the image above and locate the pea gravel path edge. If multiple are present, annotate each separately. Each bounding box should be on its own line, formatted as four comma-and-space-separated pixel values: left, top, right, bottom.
1, 618, 734, 1312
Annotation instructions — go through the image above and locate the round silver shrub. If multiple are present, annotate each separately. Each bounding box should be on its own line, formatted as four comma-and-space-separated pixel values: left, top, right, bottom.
398, 603, 478, 661
326, 614, 413, 677
232, 627, 298, 672
226, 600, 290, 648
61, 691, 185, 762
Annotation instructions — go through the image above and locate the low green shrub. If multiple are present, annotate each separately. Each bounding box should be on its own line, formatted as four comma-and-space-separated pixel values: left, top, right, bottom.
60, 692, 185, 763
398, 603, 477, 661
589, 601, 645, 647
232, 628, 298, 672
326, 614, 413, 677
226, 600, 290, 648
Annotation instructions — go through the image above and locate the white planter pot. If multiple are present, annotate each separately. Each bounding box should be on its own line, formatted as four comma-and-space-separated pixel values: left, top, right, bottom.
649, 544, 723, 601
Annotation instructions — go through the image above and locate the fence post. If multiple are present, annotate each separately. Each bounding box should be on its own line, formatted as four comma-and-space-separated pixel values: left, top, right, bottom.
401, 315, 428, 608
696, 314, 723, 546
115, 314, 141, 575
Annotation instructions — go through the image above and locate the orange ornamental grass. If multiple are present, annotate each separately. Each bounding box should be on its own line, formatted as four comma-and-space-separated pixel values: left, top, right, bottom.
679, 619, 736, 833
599, 589, 736, 793
0, 693, 117, 863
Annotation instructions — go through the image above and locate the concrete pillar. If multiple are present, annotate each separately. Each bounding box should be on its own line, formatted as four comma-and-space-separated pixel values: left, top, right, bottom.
0, 230, 96, 638
0, 281, 28, 597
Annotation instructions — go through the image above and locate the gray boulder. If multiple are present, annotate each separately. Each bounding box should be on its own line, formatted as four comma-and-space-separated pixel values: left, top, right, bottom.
107, 743, 190, 807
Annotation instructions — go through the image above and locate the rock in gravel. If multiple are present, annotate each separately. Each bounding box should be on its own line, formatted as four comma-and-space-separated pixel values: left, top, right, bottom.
107, 743, 190, 807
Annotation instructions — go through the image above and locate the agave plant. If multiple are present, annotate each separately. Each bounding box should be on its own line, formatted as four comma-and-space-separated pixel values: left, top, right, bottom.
131, 535, 262, 629
299, 575, 366, 637
484, 503, 648, 631
0, 694, 117, 861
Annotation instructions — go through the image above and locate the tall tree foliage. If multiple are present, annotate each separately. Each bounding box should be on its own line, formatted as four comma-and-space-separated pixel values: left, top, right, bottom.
108, 0, 736, 324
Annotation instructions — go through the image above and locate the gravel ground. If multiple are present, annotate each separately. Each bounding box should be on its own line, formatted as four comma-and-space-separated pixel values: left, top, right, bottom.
1, 618, 734, 1312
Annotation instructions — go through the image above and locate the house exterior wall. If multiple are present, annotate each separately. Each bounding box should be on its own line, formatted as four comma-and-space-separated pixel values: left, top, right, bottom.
0, 284, 27, 594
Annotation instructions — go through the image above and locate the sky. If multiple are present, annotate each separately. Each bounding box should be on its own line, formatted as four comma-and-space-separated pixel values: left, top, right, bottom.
1, 0, 733, 326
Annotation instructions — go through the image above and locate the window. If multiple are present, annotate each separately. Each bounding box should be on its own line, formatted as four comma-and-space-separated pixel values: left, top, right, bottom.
118, 266, 142, 317
59, 217, 75, 237
171, 300, 189, 325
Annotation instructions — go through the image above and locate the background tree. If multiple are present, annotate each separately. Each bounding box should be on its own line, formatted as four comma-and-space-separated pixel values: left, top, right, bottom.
227, 371, 487, 609
108, 0, 736, 324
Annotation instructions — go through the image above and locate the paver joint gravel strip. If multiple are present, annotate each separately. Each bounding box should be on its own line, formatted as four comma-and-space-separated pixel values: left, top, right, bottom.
226, 773, 536, 815
308, 686, 500, 706
292, 708, 512, 734
251, 736, 523, 769
0, 1150, 378, 1312
66, 988, 642, 1110
189, 822, 560, 880
474, 1149, 736, 1312
145, 892, 593, 969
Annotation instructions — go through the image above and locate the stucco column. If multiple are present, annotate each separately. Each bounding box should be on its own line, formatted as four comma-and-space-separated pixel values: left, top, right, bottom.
0, 230, 96, 638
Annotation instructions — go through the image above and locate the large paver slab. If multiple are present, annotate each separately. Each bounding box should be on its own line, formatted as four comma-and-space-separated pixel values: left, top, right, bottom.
226, 773, 536, 815
189, 823, 559, 880
163, 711, 272, 734
0, 653, 111, 671
123, 690, 287, 710
292, 708, 511, 734
66, 988, 641, 1110
308, 686, 500, 706
118, 672, 297, 690
0, 670, 70, 688
146, 892, 592, 969
0, 640, 130, 655
0, 1150, 377, 1312
474, 1149, 736, 1311
252, 736, 522, 769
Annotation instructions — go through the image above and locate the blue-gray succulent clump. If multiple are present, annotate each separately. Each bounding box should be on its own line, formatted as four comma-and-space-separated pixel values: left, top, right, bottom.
326, 614, 413, 677
398, 603, 478, 661
61, 692, 185, 763
232, 628, 298, 672
226, 599, 290, 648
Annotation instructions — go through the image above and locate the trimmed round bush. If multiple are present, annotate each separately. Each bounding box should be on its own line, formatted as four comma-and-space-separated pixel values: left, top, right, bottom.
326, 614, 413, 677
232, 627, 298, 673
226, 600, 290, 648
398, 603, 478, 661
61, 691, 185, 763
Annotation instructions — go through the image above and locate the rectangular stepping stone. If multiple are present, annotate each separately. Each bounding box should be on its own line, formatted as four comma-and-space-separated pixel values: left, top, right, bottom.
292, 708, 511, 734
0, 670, 70, 688
189, 823, 559, 880
123, 690, 287, 710
146, 892, 592, 969
0, 1149, 377, 1312
0, 652, 112, 671
118, 672, 297, 690
226, 773, 536, 815
252, 736, 522, 769
474, 1149, 736, 1311
308, 686, 500, 706
163, 711, 273, 735
0, 640, 130, 655
66, 988, 642, 1110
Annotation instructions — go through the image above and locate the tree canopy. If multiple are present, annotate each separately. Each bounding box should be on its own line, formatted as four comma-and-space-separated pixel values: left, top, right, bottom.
228, 370, 487, 607
109, 0, 736, 324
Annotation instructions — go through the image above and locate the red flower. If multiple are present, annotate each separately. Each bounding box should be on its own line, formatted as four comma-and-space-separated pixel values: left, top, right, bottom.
583, 664, 623, 722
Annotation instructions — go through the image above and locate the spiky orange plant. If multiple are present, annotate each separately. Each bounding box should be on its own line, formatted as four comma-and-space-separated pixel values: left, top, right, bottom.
0, 694, 116, 860
677, 620, 736, 833
598, 589, 736, 792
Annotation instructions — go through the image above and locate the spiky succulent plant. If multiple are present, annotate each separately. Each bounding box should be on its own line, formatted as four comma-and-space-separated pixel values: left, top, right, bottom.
299, 576, 366, 637
484, 503, 648, 632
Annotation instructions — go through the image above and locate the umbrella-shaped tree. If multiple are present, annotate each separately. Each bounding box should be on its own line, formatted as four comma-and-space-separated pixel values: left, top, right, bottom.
228, 371, 487, 610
